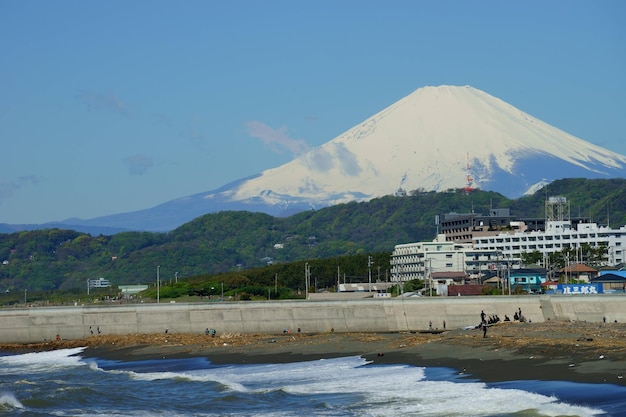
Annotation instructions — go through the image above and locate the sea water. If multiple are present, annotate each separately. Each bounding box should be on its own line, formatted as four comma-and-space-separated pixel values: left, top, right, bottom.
1, 347, 625, 416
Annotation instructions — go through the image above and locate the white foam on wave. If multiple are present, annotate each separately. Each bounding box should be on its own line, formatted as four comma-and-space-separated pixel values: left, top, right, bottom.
128, 355, 604, 417
0, 347, 87, 374
90, 355, 606, 417
68, 412, 199, 417
212, 356, 603, 416
126, 369, 249, 393
361, 378, 605, 417
0, 391, 24, 409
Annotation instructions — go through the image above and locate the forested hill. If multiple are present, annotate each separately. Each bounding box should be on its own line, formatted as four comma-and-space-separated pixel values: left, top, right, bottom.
1, 178, 625, 292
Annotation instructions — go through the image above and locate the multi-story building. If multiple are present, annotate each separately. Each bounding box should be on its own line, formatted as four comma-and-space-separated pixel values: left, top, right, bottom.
439, 206, 589, 244
439, 209, 516, 243
390, 234, 508, 283
472, 220, 626, 266
391, 196, 624, 289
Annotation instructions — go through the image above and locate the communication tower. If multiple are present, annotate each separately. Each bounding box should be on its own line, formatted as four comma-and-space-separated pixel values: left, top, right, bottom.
545, 196, 570, 222
463, 152, 475, 193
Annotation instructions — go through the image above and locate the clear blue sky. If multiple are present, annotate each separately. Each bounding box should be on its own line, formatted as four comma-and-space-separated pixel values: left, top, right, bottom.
1, 1, 625, 224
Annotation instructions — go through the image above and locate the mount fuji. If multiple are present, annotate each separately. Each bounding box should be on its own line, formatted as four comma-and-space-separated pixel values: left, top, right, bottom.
33, 85, 626, 232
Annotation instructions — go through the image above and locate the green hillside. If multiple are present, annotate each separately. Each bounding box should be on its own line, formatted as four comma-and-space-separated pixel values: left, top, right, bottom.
1, 178, 625, 294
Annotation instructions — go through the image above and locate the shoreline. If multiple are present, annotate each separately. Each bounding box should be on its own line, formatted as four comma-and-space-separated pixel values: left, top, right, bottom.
4, 320, 626, 386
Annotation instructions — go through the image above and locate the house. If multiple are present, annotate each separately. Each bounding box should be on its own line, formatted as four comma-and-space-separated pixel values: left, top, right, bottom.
599, 269, 626, 278
591, 273, 626, 293
447, 284, 484, 296
508, 268, 547, 293
118, 285, 148, 297
88, 277, 111, 288
431, 271, 469, 296
431, 271, 469, 285
541, 280, 559, 292
558, 263, 598, 283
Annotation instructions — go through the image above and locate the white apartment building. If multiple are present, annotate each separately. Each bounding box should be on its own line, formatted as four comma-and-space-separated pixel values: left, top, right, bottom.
472, 220, 626, 266
391, 196, 625, 283
390, 234, 506, 283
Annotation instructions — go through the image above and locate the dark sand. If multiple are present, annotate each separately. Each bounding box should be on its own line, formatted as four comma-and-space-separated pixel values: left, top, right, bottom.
4, 320, 626, 386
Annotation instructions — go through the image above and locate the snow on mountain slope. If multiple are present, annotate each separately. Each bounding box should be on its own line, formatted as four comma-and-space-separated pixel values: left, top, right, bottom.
212, 85, 626, 208
38, 85, 626, 232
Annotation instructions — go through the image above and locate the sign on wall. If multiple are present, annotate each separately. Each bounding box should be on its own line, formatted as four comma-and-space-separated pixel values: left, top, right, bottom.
556, 284, 603, 295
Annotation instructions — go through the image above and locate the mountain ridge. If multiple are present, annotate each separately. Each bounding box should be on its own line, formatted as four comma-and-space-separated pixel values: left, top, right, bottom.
3, 85, 626, 233
2, 178, 625, 292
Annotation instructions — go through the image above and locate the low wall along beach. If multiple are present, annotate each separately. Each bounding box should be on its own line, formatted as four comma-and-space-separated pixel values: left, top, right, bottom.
1, 295, 624, 343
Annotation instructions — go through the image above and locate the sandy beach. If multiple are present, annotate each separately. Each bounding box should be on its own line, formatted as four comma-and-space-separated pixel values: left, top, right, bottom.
3, 320, 626, 386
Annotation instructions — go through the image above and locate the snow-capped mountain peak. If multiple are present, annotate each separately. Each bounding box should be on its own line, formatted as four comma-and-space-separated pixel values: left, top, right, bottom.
213, 85, 626, 210
45, 85, 626, 232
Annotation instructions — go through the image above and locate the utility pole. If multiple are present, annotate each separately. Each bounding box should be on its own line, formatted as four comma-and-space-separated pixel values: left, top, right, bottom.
368, 256, 373, 292
305, 263, 309, 300
428, 258, 433, 297
157, 265, 160, 304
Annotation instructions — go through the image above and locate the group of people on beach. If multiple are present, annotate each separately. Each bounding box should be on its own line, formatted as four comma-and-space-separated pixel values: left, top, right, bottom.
485, 314, 502, 325
479, 307, 526, 338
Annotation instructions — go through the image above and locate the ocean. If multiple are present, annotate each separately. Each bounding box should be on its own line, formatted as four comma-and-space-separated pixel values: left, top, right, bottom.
1, 347, 626, 416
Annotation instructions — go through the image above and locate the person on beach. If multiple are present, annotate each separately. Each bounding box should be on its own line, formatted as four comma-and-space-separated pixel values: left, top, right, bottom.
481, 310, 486, 322
481, 320, 487, 338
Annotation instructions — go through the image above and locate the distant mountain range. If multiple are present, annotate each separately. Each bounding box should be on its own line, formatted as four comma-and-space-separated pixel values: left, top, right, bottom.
3, 85, 626, 234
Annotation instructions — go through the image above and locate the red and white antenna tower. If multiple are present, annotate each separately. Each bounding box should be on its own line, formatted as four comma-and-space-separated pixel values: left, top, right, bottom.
463, 152, 475, 193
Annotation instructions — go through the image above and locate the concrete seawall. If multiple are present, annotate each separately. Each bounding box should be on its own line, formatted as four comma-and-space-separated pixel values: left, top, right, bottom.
1, 295, 625, 343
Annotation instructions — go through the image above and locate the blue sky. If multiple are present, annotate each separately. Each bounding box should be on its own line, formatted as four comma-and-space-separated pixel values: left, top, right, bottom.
1, 1, 625, 224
